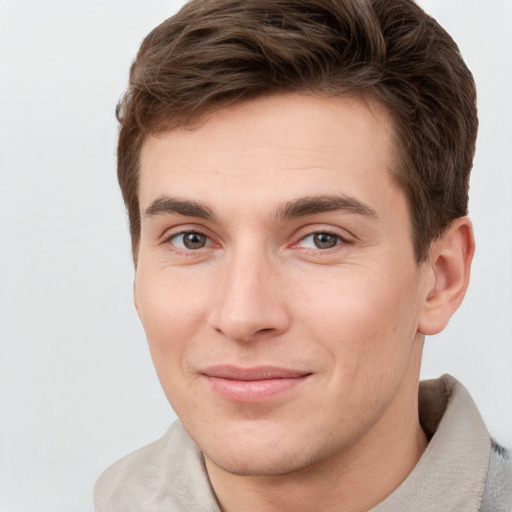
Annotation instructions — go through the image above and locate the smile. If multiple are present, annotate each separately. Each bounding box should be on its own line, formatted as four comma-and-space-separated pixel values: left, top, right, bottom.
201, 366, 312, 403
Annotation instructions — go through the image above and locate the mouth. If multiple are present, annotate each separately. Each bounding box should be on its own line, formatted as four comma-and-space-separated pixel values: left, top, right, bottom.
200, 365, 312, 403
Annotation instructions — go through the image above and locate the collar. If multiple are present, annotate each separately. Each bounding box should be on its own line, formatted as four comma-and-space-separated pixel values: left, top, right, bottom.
371, 374, 491, 512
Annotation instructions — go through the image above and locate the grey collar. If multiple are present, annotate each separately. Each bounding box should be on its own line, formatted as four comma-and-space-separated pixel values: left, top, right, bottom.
371, 375, 491, 512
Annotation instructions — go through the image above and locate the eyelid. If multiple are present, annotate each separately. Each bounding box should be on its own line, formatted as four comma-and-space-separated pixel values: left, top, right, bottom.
161, 222, 211, 240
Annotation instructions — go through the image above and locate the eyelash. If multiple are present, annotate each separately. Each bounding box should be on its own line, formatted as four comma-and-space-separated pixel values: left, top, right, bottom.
163, 228, 351, 255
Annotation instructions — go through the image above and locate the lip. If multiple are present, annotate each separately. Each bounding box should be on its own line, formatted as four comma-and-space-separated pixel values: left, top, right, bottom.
201, 365, 312, 403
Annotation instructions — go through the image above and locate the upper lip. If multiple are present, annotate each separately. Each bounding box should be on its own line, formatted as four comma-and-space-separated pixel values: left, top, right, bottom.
201, 365, 311, 381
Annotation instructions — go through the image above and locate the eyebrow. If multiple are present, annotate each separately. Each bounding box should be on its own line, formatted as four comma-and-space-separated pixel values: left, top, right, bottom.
144, 196, 215, 220
143, 193, 377, 223
274, 194, 378, 221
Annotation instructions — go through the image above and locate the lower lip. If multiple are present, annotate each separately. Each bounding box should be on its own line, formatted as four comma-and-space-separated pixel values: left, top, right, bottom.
204, 375, 309, 403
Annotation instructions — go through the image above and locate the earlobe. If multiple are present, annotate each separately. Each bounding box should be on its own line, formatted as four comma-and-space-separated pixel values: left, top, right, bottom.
418, 217, 475, 336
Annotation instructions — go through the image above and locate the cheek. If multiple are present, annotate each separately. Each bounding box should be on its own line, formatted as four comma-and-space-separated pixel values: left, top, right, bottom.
294, 264, 422, 372
136, 262, 208, 326
134, 269, 208, 380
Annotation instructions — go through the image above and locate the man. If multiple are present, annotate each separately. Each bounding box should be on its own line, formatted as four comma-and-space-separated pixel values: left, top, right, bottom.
94, 0, 511, 510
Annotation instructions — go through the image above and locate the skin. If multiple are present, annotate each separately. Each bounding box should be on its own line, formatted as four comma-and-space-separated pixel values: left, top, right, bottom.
134, 94, 474, 512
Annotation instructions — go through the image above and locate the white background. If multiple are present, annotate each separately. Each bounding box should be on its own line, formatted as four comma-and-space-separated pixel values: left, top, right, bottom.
0, 1, 510, 511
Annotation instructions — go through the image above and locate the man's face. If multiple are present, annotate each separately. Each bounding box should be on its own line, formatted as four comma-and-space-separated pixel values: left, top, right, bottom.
135, 94, 432, 476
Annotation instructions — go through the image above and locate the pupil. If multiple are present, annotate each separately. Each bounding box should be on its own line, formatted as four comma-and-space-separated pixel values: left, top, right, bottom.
184, 232, 206, 249
314, 233, 337, 249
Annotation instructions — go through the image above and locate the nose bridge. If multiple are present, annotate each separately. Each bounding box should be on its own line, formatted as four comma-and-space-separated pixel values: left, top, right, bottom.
210, 239, 289, 342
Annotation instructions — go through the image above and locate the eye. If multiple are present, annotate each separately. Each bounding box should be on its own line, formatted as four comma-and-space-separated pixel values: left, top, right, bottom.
299, 232, 343, 250
169, 231, 210, 250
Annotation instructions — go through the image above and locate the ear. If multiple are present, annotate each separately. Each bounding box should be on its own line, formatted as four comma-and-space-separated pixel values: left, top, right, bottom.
418, 216, 475, 336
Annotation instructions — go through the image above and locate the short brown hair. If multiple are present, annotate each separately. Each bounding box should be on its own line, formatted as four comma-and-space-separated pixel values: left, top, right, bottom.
117, 0, 478, 262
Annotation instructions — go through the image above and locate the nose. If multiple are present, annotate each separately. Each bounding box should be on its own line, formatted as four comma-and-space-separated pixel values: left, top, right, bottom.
208, 249, 291, 343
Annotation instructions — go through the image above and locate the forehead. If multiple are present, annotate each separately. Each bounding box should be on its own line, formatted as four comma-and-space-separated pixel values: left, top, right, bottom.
138, 93, 399, 215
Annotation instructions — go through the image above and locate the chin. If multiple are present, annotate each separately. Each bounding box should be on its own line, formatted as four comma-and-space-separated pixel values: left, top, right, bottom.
186, 415, 306, 475
196, 422, 342, 478
204, 445, 319, 477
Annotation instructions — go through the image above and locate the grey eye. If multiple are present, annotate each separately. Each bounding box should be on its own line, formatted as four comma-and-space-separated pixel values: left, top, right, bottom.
299, 232, 342, 250
173, 232, 209, 250
313, 233, 339, 249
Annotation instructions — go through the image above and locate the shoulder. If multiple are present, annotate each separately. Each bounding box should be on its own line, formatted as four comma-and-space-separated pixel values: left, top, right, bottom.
94, 421, 219, 512
479, 439, 512, 512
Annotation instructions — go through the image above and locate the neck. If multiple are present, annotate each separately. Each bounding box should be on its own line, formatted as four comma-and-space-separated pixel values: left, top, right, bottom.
206, 361, 428, 512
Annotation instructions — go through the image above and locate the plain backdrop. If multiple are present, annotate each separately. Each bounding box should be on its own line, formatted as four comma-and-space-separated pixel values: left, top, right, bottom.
0, 1, 511, 511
